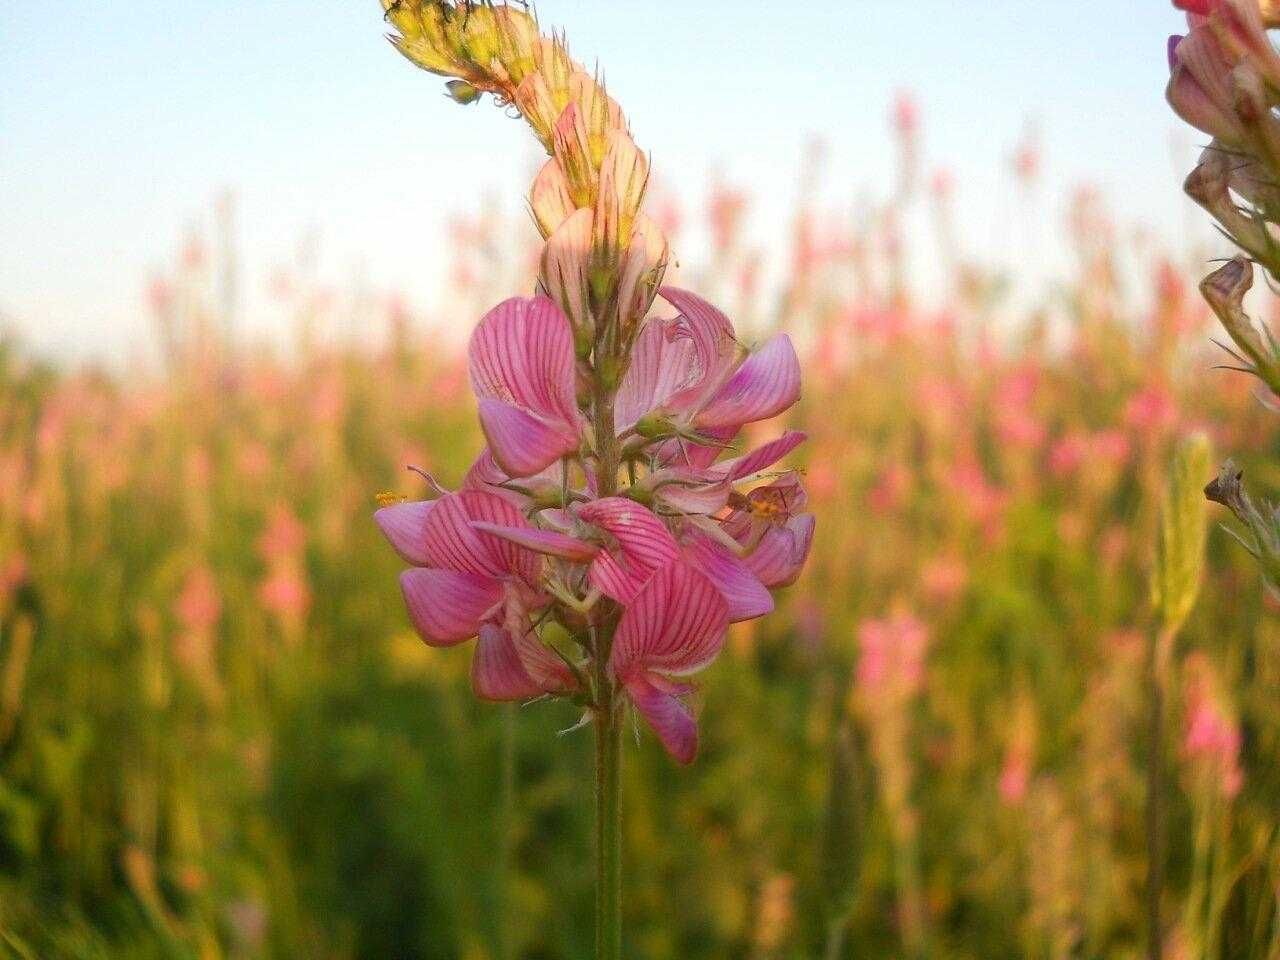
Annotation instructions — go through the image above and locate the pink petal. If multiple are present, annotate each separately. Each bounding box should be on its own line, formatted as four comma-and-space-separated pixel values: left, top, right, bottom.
419, 494, 507, 578
656, 287, 739, 414
470, 522, 599, 562
401, 568, 501, 646
712, 430, 807, 482
623, 672, 698, 765
477, 398, 580, 479
697, 334, 801, 430
578, 498, 680, 603
682, 530, 774, 623
457, 490, 542, 583
374, 500, 437, 565
609, 561, 729, 679
744, 514, 816, 588
472, 623, 547, 701
469, 296, 581, 473
616, 312, 700, 431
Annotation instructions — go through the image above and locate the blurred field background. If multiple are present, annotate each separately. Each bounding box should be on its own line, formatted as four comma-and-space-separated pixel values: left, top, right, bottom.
4, 5, 1280, 960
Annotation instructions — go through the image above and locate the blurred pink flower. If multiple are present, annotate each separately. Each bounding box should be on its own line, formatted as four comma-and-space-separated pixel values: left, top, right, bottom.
856, 613, 929, 697
258, 504, 307, 565
176, 566, 221, 634
1182, 653, 1245, 798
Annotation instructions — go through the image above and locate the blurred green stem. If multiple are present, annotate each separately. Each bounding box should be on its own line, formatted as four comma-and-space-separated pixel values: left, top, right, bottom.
1145, 625, 1174, 960
497, 703, 516, 960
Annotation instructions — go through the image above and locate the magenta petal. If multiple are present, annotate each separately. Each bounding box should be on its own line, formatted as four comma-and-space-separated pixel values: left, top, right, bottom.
374, 500, 436, 565
471, 522, 599, 562
609, 561, 729, 679
698, 334, 801, 429
623, 672, 698, 765
472, 623, 547, 701
682, 530, 774, 623
579, 498, 680, 602
401, 568, 501, 646
744, 514, 816, 588
477, 398, 579, 479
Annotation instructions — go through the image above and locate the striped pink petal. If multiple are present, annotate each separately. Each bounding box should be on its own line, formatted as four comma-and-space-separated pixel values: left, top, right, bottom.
477, 398, 580, 479
682, 529, 774, 623
401, 568, 502, 646
744, 514, 816, 588
419, 493, 507, 578
469, 296, 581, 476
623, 672, 699, 765
374, 500, 437, 565
609, 561, 729, 679
471, 522, 599, 563
457, 490, 541, 583
697, 334, 801, 430
712, 430, 807, 482
472, 623, 549, 701
656, 287, 739, 415
578, 497, 680, 603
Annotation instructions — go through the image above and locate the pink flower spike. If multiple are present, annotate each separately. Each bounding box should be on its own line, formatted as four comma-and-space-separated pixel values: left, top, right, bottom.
696, 334, 802, 430
374, 500, 437, 566
470, 521, 600, 562
469, 296, 582, 477
578, 497, 681, 602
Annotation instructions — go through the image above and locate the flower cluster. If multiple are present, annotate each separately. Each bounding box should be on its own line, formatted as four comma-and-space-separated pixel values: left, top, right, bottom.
376, 289, 811, 762
374, 0, 811, 763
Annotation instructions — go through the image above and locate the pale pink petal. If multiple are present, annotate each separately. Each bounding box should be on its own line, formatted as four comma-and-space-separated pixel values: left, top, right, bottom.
682, 530, 774, 623
616, 313, 700, 431
609, 561, 729, 679
471, 522, 599, 562
374, 500, 436, 565
477, 398, 579, 479
472, 623, 547, 700
401, 568, 501, 646
656, 287, 739, 414
623, 672, 698, 765
744, 514, 816, 588
578, 497, 680, 602
697, 334, 802, 429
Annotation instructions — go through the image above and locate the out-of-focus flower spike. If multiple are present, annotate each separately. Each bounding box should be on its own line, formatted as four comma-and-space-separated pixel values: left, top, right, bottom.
1151, 434, 1212, 635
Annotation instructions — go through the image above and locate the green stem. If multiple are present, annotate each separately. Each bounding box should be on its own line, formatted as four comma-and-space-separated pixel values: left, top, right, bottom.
594, 682, 623, 960
591, 360, 623, 960
497, 703, 516, 960
1145, 625, 1173, 960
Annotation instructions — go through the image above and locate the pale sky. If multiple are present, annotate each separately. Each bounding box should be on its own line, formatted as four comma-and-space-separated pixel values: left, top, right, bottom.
0, 1, 1210, 361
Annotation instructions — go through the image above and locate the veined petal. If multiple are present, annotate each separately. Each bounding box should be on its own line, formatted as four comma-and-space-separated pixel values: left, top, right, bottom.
712, 430, 807, 483
609, 561, 729, 679
682, 530, 774, 623
579, 497, 680, 602
623, 672, 698, 765
420, 493, 506, 578
656, 287, 739, 414
472, 623, 548, 701
471, 522, 599, 562
542, 208, 594, 335
457, 490, 542, 583
615, 215, 668, 329
744, 514, 816, 588
469, 296, 580, 426
697, 334, 802, 430
401, 568, 501, 646
374, 500, 437, 565
530, 157, 576, 238
477, 398, 580, 479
